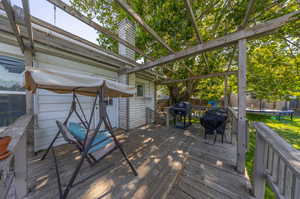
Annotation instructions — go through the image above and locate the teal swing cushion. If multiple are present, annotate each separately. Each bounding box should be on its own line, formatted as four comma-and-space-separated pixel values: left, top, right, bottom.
68, 122, 113, 153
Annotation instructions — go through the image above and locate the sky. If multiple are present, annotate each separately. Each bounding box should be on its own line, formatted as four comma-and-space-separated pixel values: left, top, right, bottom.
11, 0, 99, 43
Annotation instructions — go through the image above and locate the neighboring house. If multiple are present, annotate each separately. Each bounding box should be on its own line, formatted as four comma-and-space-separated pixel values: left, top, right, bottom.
0, 14, 155, 152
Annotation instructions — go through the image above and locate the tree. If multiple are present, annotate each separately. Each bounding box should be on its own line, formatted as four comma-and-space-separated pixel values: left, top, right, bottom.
70, 0, 300, 103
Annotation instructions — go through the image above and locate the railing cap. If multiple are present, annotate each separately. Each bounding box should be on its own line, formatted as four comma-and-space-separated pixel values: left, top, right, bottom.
0, 114, 33, 168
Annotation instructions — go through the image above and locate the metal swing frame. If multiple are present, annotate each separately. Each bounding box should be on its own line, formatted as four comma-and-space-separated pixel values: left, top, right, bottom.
40, 86, 137, 199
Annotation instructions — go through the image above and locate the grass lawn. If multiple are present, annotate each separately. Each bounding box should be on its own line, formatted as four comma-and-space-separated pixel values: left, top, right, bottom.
246, 113, 300, 199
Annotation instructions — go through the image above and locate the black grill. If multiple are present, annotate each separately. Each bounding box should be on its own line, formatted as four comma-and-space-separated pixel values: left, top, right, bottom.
200, 108, 228, 143
170, 102, 192, 129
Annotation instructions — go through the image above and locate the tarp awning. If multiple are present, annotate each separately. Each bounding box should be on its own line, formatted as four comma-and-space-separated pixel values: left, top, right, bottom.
24, 68, 136, 97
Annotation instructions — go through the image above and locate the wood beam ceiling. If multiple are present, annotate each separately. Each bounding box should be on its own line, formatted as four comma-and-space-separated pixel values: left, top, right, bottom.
115, 0, 174, 53
122, 10, 300, 74
157, 71, 237, 85
47, 0, 152, 60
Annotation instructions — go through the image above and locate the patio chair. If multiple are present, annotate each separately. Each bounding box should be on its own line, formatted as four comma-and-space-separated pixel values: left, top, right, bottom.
57, 121, 116, 165
200, 108, 228, 144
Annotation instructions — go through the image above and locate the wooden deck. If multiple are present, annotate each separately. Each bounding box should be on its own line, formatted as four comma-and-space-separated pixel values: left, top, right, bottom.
26, 124, 253, 199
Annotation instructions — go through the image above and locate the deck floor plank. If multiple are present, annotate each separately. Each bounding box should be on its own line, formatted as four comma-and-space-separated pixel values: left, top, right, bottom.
26, 125, 253, 199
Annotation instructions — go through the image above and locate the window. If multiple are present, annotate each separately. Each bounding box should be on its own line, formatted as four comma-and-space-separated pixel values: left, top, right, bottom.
0, 56, 26, 127
136, 84, 144, 97
104, 98, 113, 105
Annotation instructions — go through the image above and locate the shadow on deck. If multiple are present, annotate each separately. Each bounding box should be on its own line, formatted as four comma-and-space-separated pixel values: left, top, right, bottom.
26, 124, 253, 199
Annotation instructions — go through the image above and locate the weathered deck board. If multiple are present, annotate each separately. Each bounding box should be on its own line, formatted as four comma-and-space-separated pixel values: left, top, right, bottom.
26, 124, 253, 199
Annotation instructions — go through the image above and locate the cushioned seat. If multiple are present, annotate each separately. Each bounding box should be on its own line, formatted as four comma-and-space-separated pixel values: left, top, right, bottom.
68, 122, 113, 153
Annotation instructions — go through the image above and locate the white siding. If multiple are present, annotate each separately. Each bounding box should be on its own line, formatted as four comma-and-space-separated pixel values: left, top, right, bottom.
118, 74, 128, 129
128, 77, 155, 129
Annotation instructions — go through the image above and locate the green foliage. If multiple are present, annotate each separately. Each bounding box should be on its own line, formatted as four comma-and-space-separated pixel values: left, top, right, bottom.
70, 0, 300, 102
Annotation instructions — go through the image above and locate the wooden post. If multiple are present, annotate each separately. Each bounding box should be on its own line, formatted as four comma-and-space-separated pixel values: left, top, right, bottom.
154, 82, 157, 123
165, 107, 170, 128
224, 75, 228, 108
237, 39, 247, 173
14, 132, 27, 198
24, 50, 33, 114
253, 133, 266, 198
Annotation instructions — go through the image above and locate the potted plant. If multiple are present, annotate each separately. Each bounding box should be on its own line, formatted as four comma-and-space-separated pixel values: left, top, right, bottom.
0, 136, 12, 160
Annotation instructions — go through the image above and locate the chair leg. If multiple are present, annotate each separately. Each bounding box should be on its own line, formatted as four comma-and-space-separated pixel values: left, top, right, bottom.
116, 143, 138, 176
214, 132, 217, 144
62, 156, 85, 199
40, 130, 61, 161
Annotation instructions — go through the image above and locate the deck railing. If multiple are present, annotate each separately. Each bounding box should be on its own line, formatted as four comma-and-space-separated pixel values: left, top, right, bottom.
227, 107, 238, 143
253, 122, 300, 199
146, 107, 155, 124
227, 107, 248, 150
0, 114, 33, 199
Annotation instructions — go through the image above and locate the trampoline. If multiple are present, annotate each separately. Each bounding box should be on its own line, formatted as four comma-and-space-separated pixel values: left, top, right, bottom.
234, 108, 295, 120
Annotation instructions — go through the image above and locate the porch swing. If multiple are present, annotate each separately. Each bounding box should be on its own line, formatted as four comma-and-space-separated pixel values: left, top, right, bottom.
24, 67, 138, 199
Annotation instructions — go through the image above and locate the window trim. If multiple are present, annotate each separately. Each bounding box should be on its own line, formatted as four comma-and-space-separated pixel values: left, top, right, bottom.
0, 90, 26, 95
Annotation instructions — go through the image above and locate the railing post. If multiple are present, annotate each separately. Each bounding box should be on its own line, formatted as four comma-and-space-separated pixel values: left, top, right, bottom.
14, 132, 28, 198
224, 75, 228, 108
154, 82, 157, 123
253, 133, 266, 198
165, 107, 170, 128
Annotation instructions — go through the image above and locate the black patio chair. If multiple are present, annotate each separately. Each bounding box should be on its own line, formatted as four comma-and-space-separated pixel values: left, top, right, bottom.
200, 108, 228, 144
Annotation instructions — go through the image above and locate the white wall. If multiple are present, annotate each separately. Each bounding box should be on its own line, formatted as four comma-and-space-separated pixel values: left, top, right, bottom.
128, 76, 155, 129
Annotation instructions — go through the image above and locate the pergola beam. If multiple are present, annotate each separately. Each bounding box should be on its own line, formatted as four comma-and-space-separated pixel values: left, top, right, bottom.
157, 71, 237, 85
122, 10, 300, 74
2, 0, 25, 52
184, 0, 202, 43
184, 0, 209, 68
21, 0, 34, 50
47, 0, 152, 60
240, 0, 257, 28
115, 0, 174, 53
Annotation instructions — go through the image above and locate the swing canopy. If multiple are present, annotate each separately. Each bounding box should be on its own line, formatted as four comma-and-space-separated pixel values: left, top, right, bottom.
24, 67, 136, 97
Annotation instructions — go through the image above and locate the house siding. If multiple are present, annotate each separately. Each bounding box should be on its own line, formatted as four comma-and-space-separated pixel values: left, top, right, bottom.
128, 77, 155, 128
